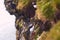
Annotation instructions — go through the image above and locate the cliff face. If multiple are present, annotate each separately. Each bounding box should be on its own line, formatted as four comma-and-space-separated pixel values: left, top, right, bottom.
4, 0, 60, 40
38, 21, 60, 40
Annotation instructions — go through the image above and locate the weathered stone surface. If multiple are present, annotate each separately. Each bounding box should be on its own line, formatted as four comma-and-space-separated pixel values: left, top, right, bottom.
4, 0, 60, 40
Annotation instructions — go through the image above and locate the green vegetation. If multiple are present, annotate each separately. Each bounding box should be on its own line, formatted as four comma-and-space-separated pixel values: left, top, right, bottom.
45, 21, 60, 40
38, 21, 60, 40
16, 0, 29, 10
37, 0, 55, 20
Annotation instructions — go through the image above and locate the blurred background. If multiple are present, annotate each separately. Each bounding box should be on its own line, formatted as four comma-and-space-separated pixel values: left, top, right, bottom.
0, 0, 16, 40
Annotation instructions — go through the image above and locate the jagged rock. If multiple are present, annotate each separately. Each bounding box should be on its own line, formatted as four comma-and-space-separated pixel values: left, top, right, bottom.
4, 0, 60, 40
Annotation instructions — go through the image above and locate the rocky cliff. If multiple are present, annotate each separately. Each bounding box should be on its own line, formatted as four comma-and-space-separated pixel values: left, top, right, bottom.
4, 0, 60, 40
